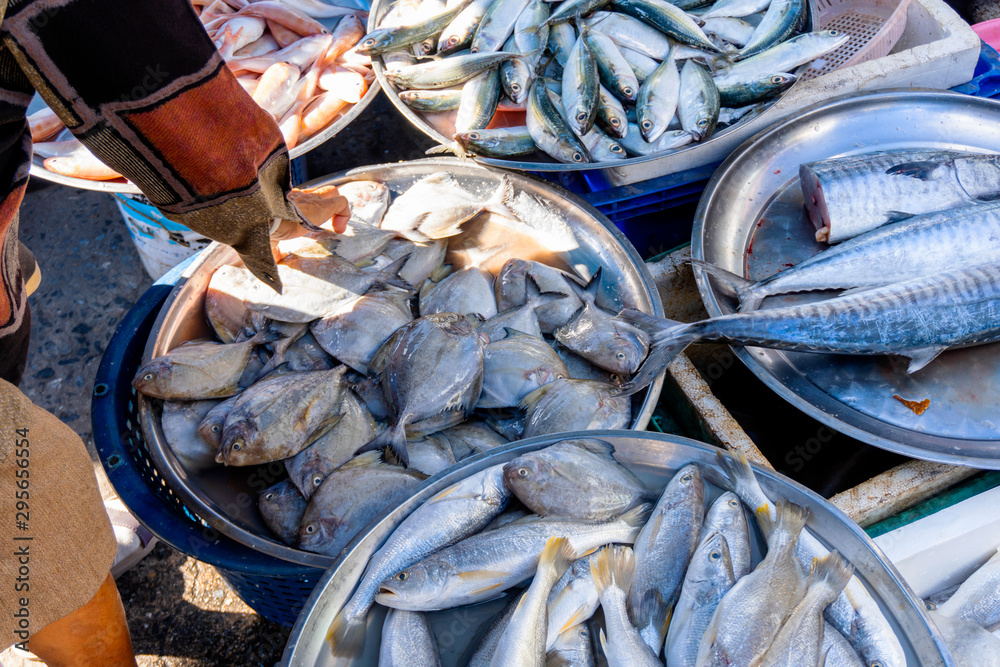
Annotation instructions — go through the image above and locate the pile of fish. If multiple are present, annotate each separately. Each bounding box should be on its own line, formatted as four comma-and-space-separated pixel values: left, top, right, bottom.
28, 0, 371, 181
924, 546, 1000, 665
616, 148, 1000, 394
360, 0, 851, 162
323, 439, 906, 666
133, 171, 654, 554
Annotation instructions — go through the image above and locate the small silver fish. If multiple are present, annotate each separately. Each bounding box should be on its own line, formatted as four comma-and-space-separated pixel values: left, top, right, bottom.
310, 290, 414, 375
420, 267, 498, 319
521, 378, 631, 437
379, 609, 442, 667
259, 479, 308, 546
161, 399, 222, 471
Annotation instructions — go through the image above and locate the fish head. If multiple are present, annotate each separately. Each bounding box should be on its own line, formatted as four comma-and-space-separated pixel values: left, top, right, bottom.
526, 360, 568, 388
706, 492, 745, 533
298, 514, 345, 554
132, 358, 176, 396
355, 32, 392, 56
197, 416, 226, 447
598, 322, 651, 375
687, 531, 735, 595
502, 454, 554, 492
637, 108, 659, 142
375, 561, 451, 610
216, 422, 262, 466
495, 259, 532, 310
479, 464, 514, 507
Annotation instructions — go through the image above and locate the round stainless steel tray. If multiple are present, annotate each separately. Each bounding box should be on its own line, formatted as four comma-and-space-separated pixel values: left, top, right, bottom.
28, 3, 379, 194
692, 89, 1000, 468
280, 430, 952, 666
138, 157, 665, 569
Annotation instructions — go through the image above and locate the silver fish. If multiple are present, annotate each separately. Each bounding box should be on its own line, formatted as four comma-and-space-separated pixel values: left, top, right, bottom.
696, 500, 809, 666
596, 84, 629, 138
714, 70, 795, 108
546, 552, 602, 649
379, 609, 441, 666
298, 452, 426, 556
340, 180, 392, 228
381, 171, 517, 243
259, 480, 308, 546
620, 264, 1000, 395
387, 51, 521, 88
310, 290, 414, 375
494, 259, 585, 334
702, 16, 755, 46
619, 125, 692, 156
548, 22, 577, 66
701, 0, 769, 18
699, 492, 751, 579
610, 0, 720, 52
132, 334, 269, 400
515, 0, 550, 65
472, 0, 532, 53
584, 28, 639, 103
421, 267, 498, 318
677, 59, 718, 141
400, 87, 464, 111
821, 625, 866, 667
939, 548, 1000, 629
284, 391, 377, 499
375, 505, 650, 611
454, 126, 537, 157
329, 464, 511, 655
629, 464, 704, 653
330, 222, 399, 265
197, 394, 240, 447
618, 46, 659, 82
585, 11, 671, 59
439, 0, 497, 53
554, 342, 624, 384
469, 595, 522, 666
546, 0, 611, 25
547, 624, 596, 666
739, 0, 805, 58
491, 537, 576, 666
562, 33, 600, 135
636, 50, 680, 142
406, 436, 459, 475
802, 150, 1000, 244
521, 378, 631, 437
591, 546, 663, 666
500, 35, 534, 104
664, 531, 736, 667
378, 237, 449, 287
217, 366, 348, 466
359, 312, 487, 467
574, 125, 628, 161
161, 399, 222, 472
457, 67, 503, 132
481, 275, 566, 341
359, 1, 473, 55
479, 329, 568, 408
503, 439, 649, 520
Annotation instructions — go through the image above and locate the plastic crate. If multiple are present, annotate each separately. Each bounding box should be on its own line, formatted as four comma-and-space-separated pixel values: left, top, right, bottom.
92, 259, 325, 628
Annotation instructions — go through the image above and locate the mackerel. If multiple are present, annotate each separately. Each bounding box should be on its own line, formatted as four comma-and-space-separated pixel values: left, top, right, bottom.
358, 0, 472, 55
562, 32, 600, 135
500, 35, 533, 104
546, 0, 612, 25
677, 59, 719, 140
618, 46, 658, 81
716, 71, 795, 106
585, 11, 672, 59
739, 0, 805, 57
619, 125, 692, 156
527, 81, 591, 163
386, 51, 521, 88
700, 0, 770, 19
703, 16, 755, 46
595, 84, 629, 137
611, 0, 721, 52
438, 0, 497, 53
549, 22, 577, 65
399, 87, 464, 111
636, 49, 680, 142
455, 126, 537, 156
584, 28, 640, 103
456, 67, 502, 131
515, 0, 551, 66
472, 0, 532, 52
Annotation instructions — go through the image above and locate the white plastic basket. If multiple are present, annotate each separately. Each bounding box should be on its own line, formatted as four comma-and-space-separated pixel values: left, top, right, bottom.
799, 0, 913, 80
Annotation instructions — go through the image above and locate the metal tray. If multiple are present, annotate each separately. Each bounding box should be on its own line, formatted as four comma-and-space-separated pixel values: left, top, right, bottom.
280, 430, 952, 666
137, 157, 665, 569
692, 89, 1000, 469
27, 3, 379, 194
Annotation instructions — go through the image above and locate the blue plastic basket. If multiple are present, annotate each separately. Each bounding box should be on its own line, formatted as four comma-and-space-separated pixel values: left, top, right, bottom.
92, 259, 325, 627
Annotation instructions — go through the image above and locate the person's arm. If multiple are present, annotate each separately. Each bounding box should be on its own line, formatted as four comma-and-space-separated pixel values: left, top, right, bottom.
1, 0, 346, 290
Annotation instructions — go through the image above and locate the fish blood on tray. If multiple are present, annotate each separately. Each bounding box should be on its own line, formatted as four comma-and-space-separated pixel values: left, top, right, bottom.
362, 0, 852, 163
131, 171, 655, 556
320, 440, 906, 666
29, 0, 372, 182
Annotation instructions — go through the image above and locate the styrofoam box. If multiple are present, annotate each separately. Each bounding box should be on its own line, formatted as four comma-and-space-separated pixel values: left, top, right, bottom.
600, 0, 980, 186
874, 487, 1000, 599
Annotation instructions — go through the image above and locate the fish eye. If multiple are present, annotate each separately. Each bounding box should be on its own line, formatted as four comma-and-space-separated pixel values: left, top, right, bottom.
313, 475, 324, 487
362, 38, 375, 48
611, 117, 621, 127
641, 120, 652, 130
305, 524, 316, 534
397, 572, 408, 581
698, 118, 709, 127
871, 663, 883, 667
231, 441, 242, 451
449, 36, 459, 46
264, 493, 274, 501
616, 351, 626, 360
143, 372, 155, 381
572, 152, 584, 162
556, 374, 566, 380
579, 628, 589, 638
925, 601, 936, 611
611, 145, 624, 154
469, 132, 481, 140
729, 499, 739, 508
623, 87, 634, 96
511, 83, 521, 93
211, 424, 221, 433
517, 467, 530, 478
576, 111, 588, 122
709, 550, 721, 561
681, 472, 693, 482
771, 76, 785, 84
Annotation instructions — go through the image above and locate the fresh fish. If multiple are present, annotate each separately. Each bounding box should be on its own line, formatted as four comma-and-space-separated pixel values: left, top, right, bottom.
636, 50, 680, 142
310, 290, 414, 375
611, 0, 720, 51
521, 378, 631, 437
699, 492, 751, 579
716, 100, 770, 126
554, 343, 624, 384
712, 450, 905, 667
699, 200, 1000, 312
695, 501, 809, 666
548, 22, 577, 66
584, 29, 639, 103
500, 35, 534, 105
406, 436, 459, 474
481, 275, 566, 341
619, 126, 692, 156
433, 419, 509, 458
479, 329, 568, 408
739, 0, 805, 58
284, 391, 377, 498
619, 264, 1000, 396
939, 548, 1000, 629
547, 624, 596, 666
375, 505, 650, 610
421, 267, 498, 318
703, 16, 755, 46
664, 531, 736, 667
546, 0, 612, 25
339, 180, 392, 228
455, 127, 538, 157
677, 59, 719, 141
379, 238, 449, 287
547, 552, 603, 650
595, 84, 629, 138
562, 33, 600, 135
494, 259, 585, 334
821, 625, 866, 667
801, 150, 1000, 244
358, 312, 487, 467
714, 70, 796, 108
217, 366, 348, 466
379, 609, 441, 666
473, 0, 532, 52
358, 1, 472, 55
386, 51, 522, 89
275, 331, 337, 373
554, 269, 650, 375
205, 265, 254, 343
628, 464, 704, 653
400, 87, 464, 111
198, 394, 240, 448
161, 399, 223, 471
468, 595, 522, 666
590, 546, 663, 666
515, 0, 550, 65
439, 0, 497, 53
759, 552, 854, 667
457, 67, 503, 131
575, 125, 628, 161
381, 172, 517, 243
928, 610, 1000, 667
329, 464, 511, 655
585, 11, 671, 60
491, 537, 576, 666
700, 0, 770, 20
258, 479, 308, 546
298, 452, 426, 556
503, 439, 649, 520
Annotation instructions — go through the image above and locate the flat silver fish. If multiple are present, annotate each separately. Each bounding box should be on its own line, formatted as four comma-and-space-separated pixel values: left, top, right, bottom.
479, 329, 568, 408
259, 479, 308, 546
310, 290, 414, 375
521, 378, 631, 437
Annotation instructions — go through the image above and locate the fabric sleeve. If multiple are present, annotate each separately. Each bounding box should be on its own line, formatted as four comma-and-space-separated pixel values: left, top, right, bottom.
1, 0, 308, 290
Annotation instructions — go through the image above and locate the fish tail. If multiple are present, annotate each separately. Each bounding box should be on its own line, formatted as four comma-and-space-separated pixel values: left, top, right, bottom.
326, 609, 368, 657
620, 502, 653, 531
590, 545, 636, 596
539, 536, 577, 584
372, 253, 415, 292
711, 450, 773, 521
425, 142, 467, 158
688, 258, 763, 311
810, 551, 853, 601
355, 422, 410, 467
485, 174, 520, 220
615, 309, 697, 396
758, 498, 808, 544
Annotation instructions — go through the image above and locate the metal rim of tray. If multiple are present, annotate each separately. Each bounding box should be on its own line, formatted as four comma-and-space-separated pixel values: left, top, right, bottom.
138, 157, 666, 569
27, 5, 379, 194
692, 88, 1000, 469
365, 1, 785, 173
280, 430, 954, 667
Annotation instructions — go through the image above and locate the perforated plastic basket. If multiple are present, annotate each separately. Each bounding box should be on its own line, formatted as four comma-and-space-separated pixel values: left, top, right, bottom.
799, 0, 912, 80
92, 261, 325, 628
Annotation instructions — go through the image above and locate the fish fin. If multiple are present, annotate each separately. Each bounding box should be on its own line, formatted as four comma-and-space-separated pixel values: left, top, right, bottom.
539, 536, 577, 583
426, 141, 467, 158
457, 569, 510, 582
884, 210, 913, 223
761, 499, 808, 543
469, 582, 508, 597
902, 346, 946, 373
371, 253, 415, 292
339, 450, 384, 469
559, 608, 588, 636
485, 174, 521, 221
326, 610, 368, 657
566, 438, 615, 457
520, 381, 558, 410
598, 628, 610, 661
428, 485, 460, 502
614, 309, 696, 394
688, 258, 762, 311
885, 160, 951, 181
502, 327, 534, 338
620, 503, 653, 535
590, 545, 636, 595
811, 551, 853, 596
300, 410, 344, 447
630, 590, 666, 632
355, 421, 410, 467
525, 274, 568, 309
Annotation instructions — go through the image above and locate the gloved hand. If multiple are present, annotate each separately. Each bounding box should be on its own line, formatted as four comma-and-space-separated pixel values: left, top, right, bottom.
273, 184, 352, 240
